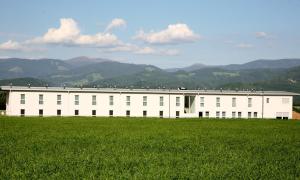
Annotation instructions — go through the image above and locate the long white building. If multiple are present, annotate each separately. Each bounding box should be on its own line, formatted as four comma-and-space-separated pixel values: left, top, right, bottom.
1, 86, 299, 119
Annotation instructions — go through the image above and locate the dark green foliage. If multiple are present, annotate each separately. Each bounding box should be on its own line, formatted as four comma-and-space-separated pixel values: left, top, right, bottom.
0, 117, 299, 179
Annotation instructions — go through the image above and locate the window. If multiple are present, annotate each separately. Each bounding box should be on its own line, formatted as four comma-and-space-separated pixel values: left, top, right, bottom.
143, 96, 147, 106
109, 110, 113, 116
248, 112, 251, 118
216, 97, 220, 107
176, 111, 180, 118
20, 109, 25, 116
126, 110, 130, 117
143, 110, 147, 117
20, 94, 25, 104
160, 96, 164, 106
57, 109, 61, 116
282, 98, 289, 104
222, 111, 226, 118
109, 96, 114, 106
159, 111, 163, 118
216, 111, 220, 118
92, 95, 97, 105
176, 97, 180, 106
39, 94, 44, 105
199, 112, 203, 118
75, 110, 79, 116
126, 96, 130, 106
92, 110, 96, 116
238, 112, 242, 118
200, 97, 204, 107
248, 98, 252, 107
232, 97, 236, 107
205, 111, 209, 117
232, 112, 236, 118
266, 98, 270, 103
75, 95, 79, 105
57, 95, 62, 105
254, 112, 258, 118
39, 109, 43, 116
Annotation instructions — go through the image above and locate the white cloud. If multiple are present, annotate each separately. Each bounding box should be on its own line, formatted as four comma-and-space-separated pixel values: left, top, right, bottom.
134, 23, 200, 45
105, 18, 126, 32
0, 40, 24, 51
134, 47, 179, 56
236, 43, 254, 48
255, 32, 268, 39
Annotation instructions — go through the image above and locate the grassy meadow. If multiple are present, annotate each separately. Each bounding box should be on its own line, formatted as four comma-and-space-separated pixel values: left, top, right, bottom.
0, 116, 299, 179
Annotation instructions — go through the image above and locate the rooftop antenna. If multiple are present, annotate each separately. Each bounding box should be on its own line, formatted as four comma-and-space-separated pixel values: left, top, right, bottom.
45, 84, 48, 89
27, 83, 31, 88
63, 84, 66, 89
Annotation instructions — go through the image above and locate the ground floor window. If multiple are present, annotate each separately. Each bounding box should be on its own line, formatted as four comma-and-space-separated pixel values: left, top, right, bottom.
126, 110, 130, 117
159, 111, 163, 118
20, 109, 25, 117
109, 110, 113, 117
232, 112, 236, 118
238, 112, 242, 118
216, 111, 220, 118
75, 110, 79, 116
248, 112, 251, 118
199, 112, 203, 118
143, 110, 147, 117
176, 111, 180, 118
222, 111, 226, 118
254, 112, 258, 118
205, 111, 209, 117
57, 109, 61, 116
39, 109, 43, 117
92, 110, 96, 116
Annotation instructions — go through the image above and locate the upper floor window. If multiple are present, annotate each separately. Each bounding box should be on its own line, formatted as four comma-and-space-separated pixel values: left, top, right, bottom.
160, 96, 164, 106
126, 96, 130, 106
176, 97, 180, 106
57, 95, 62, 105
39, 94, 43, 105
200, 97, 204, 107
92, 95, 97, 105
248, 98, 252, 107
282, 98, 289, 104
74, 95, 79, 105
216, 97, 220, 107
266, 98, 270, 103
20, 94, 25, 104
143, 96, 147, 106
232, 97, 236, 107
109, 96, 114, 106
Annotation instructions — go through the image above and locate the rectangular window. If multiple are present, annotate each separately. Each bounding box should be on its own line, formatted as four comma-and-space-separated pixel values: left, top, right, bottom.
248, 112, 251, 118
20, 94, 25, 104
126, 110, 130, 117
109, 96, 114, 106
159, 111, 163, 118
222, 111, 226, 118
176, 97, 180, 106
143, 110, 147, 117
266, 98, 270, 103
160, 96, 164, 106
20, 109, 25, 116
254, 112, 258, 118
200, 97, 204, 107
232, 97, 236, 107
216, 97, 220, 107
92, 95, 97, 105
75, 95, 79, 105
75, 110, 79, 116
282, 98, 289, 104
57, 95, 62, 105
205, 111, 209, 117
109, 110, 113, 116
143, 96, 147, 106
176, 111, 180, 118
57, 109, 61, 116
238, 112, 242, 118
92, 110, 96, 116
39, 94, 44, 105
232, 112, 236, 118
248, 98, 252, 107
39, 109, 43, 116
216, 111, 220, 118
126, 96, 130, 106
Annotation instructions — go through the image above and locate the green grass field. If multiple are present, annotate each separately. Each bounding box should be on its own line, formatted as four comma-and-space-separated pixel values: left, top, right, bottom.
0, 116, 299, 179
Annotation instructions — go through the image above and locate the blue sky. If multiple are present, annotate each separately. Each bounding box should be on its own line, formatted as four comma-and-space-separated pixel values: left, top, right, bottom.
0, 0, 300, 68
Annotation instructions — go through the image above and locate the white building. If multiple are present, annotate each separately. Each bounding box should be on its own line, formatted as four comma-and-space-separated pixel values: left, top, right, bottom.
1, 86, 299, 119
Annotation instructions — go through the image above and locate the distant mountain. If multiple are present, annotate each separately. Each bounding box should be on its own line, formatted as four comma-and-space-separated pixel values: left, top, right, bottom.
165, 63, 209, 72
66, 56, 113, 68
0, 77, 50, 86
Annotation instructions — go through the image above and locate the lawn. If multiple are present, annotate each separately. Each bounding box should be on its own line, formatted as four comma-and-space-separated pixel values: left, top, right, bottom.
0, 116, 299, 179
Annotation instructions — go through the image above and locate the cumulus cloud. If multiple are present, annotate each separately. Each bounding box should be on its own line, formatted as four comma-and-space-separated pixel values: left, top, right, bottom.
105, 18, 126, 32
134, 23, 200, 45
255, 32, 268, 39
0, 40, 24, 51
236, 43, 254, 48
134, 47, 179, 56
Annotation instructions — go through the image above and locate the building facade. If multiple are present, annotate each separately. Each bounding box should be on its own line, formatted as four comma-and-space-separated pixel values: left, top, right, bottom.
1, 86, 298, 119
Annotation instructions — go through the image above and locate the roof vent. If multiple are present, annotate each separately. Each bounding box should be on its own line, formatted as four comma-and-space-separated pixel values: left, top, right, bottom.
9, 83, 12, 88
45, 84, 48, 89
220, 88, 223, 92
63, 84, 66, 89
235, 88, 238, 92
27, 84, 31, 88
